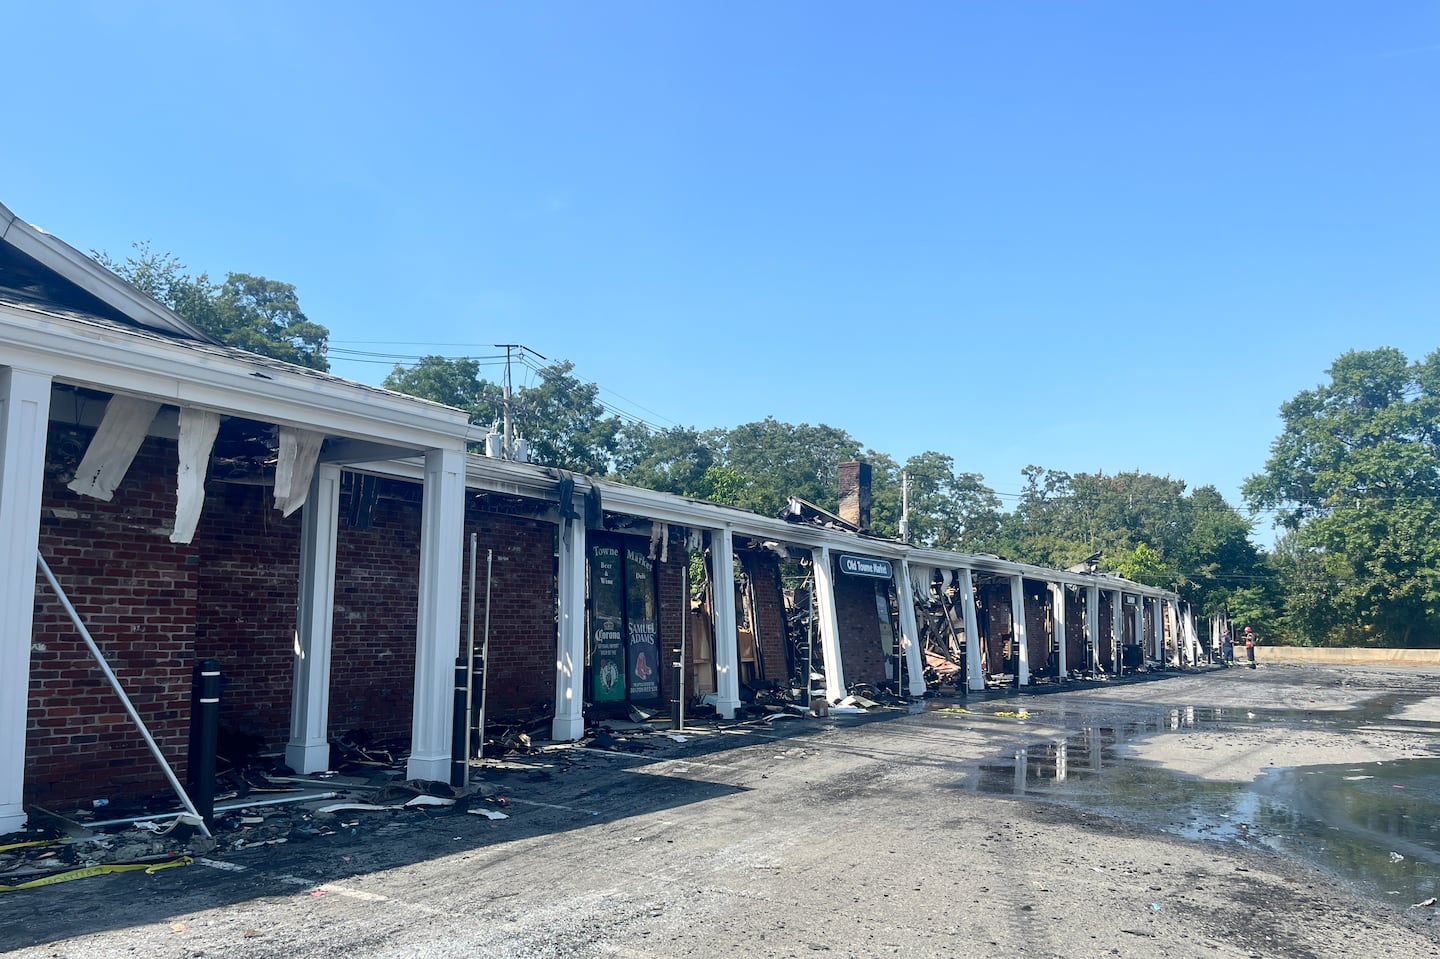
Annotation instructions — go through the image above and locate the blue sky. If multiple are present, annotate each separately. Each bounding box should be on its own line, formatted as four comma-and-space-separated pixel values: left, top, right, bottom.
7, 2, 1438, 544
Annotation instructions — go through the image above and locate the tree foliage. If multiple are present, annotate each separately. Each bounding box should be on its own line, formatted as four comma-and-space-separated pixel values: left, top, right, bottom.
1245, 347, 1440, 647
993, 466, 1266, 618
96, 242, 329, 370
383, 356, 622, 475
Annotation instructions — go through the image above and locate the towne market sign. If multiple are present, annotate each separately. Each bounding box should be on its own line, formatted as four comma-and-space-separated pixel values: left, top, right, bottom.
838, 554, 893, 579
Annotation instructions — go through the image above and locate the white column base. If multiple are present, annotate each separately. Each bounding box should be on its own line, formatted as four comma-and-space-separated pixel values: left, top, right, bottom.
286, 741, 331, 774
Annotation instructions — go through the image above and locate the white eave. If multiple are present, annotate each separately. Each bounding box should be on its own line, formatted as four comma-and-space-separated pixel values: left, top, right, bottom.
353, 453, 1179, 601
0, 299, 472, 452
0, 201, 213, 342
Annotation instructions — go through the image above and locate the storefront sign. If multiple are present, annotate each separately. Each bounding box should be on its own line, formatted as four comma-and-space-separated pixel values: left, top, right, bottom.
838, 554, 893, 579
625, 548, 661, 701
590, 544, 626, 702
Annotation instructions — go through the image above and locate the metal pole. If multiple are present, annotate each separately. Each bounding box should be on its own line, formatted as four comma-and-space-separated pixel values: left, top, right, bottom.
36, 552, 213, 839
187, 658, 222, 829
676, 545, 688, 731
465, 532, 477, 771
477, 549, 493, 760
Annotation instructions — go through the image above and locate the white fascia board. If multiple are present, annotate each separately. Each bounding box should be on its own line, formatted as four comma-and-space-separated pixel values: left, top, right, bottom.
338, 453, 1179, 602
0, 203, 211, 341
1, 306, 471, 450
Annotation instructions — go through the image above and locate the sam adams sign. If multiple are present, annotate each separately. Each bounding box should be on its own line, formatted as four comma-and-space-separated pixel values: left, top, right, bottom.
838, 554, 893, 579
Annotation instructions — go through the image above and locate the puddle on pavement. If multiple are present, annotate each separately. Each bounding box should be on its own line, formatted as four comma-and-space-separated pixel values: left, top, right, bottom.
959, 699, 1440, 906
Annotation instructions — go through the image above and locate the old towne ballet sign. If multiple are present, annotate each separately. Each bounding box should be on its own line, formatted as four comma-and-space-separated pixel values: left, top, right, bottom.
838, 554, 892, 578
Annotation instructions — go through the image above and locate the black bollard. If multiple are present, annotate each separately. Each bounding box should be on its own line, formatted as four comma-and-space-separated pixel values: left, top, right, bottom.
187, 658, 222, 829
451, 657, 469, 787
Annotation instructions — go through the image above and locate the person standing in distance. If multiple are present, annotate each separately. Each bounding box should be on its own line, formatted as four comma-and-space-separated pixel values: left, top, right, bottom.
1243, 626, 1257, 669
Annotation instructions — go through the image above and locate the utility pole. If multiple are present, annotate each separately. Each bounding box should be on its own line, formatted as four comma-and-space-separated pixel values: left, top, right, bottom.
899, 469, 910, 542
493, 344, 546, 460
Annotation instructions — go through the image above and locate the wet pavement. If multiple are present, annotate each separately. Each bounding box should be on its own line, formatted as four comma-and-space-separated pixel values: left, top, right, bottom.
960, 687, 1440, 906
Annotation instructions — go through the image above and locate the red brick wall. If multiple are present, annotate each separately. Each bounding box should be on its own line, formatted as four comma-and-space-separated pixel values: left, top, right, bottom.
1023, 579, 1050, 675
748, 553, 788, 687
29, 428, 198, 808
193, 483, 301, 747
465, 507, 556, 723
1064, 588, 1086, 670
328, 478, 422, 742
834, 567, 884, 686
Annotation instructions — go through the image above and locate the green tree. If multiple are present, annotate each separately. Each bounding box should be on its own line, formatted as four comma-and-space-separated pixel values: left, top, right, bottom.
384, 355, 621, 474
704, 418, 862, 517
869, 451, 1002, 550
382, 355, 497, 412
1244, 347, 1440, 647
96, 242, 329, 370
613, 425, 715, 496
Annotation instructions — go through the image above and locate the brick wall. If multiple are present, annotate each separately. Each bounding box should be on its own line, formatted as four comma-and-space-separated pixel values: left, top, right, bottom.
466, 507, 556, 723
1064, 588, 1087, 670
747, 553, 789, 687
834, 568, 884, 686
328, 477, 422, 742
193, 483, 302, 748
1023, 579, 1050, 675
29, 428, 198, 808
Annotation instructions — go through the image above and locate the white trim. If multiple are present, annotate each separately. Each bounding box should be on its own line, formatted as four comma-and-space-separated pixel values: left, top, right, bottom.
287, 464, 341, 773
1, 201, 211, 341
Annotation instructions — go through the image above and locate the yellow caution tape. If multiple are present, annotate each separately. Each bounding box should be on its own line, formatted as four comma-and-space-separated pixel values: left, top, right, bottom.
0, 839, 58, 854
993, 709, 1030, 719
0, 856, 192, 891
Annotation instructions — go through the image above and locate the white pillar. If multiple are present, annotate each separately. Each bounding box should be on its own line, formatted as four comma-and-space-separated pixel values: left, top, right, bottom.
1010, 575, 1030, 686
710, 527, 742, 719
0, 368, 51, 834
959, 568, 983, 692
894, 558, 926, 697
1086, 584, 1100, 674
552, 490, 586, 741
812, 546, 847, 702
286, 464, 341, 773
1050, 582, 1067, 681
407, 446, 466, 782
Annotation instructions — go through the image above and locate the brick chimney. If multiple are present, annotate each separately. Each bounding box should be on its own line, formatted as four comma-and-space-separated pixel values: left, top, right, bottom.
837, 460, 871, 532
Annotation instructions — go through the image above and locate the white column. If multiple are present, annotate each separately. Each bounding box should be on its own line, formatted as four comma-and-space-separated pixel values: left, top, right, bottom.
710, 527, 742, 719
407, 446, 466, 782
552, 491, 586, 740
1108, 588, 1123, 671
894, 558, 926, 697
1152, 597, 1164, 662
1010, 575, 1030, 686
0, 368, 52, 834
1085, 584, 1100, 673
287, 464, 341, 773
959, 568, 983, 692
1050, 582, 1067, 681
812, 546, 847, 702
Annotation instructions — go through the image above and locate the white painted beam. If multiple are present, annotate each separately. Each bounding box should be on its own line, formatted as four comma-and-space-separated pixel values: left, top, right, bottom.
66, 394, 161, 501
0, 367, 51, 833
895, 558, 926, 697
407, 447, 466, 782
274, 427, 325, 517
959, 568, 983, 692
286, 464, 341, 773
812, 546, 847, 702
710, 527, 741, 719
1010, 576, 1030, 686
1050, 582, 1068, 681
552, 494, 586, 741
170, 407, 219, 544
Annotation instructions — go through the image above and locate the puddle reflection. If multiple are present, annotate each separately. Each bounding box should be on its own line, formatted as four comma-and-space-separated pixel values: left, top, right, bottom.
963, 700, 1440, 906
